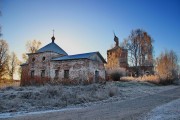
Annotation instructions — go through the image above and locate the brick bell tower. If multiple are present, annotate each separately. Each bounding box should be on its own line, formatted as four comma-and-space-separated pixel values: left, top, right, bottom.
106, 34, 128, 69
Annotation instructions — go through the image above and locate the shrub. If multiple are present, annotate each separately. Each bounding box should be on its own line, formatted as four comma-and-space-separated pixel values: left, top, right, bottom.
111, 72, 122, 81
83, 79, 93, 85
108, 87, 118, 97
21, 75, 50, 86
159, 78, 175, 85
155, 50, 179, 85
61, 79, 79, 85
120, 75, 178, 85
107, 68, 126, 81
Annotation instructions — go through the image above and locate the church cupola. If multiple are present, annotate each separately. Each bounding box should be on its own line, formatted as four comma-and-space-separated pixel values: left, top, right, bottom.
114, 33, 119, 47
51, 30, 55, 43
51, 36, 55, 43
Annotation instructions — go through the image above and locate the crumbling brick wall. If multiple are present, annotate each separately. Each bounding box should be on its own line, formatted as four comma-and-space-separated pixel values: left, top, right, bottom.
50, 59, 106, 84
21, 52, 106, 85
20, 64, 29, 86
106, 46, 128, 69
21, 52, 63, 86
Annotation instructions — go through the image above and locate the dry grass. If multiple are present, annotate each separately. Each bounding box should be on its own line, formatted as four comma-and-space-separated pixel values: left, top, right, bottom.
21, 76, 50, 86
0, 83, 119, 113
0, 80, 20, 89
0, 81, 176, 114
21, 75, 95, 86
121, 75, 160, 84
121, 75, 180, 85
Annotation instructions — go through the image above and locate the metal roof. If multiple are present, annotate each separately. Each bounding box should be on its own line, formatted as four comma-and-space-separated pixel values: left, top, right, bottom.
52, 52, 106, 63
37, 42, 68, 55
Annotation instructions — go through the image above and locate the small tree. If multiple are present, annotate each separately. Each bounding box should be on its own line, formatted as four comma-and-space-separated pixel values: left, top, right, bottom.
8, 52, 20, 80
0, 40, 9, 79
22, 40, 41, 62
155, 50, 179, 84
26, 40, 41, 53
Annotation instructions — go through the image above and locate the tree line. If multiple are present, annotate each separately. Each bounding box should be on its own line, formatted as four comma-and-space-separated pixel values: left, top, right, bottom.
122, 29, 179, 83
0, 38, 41, 81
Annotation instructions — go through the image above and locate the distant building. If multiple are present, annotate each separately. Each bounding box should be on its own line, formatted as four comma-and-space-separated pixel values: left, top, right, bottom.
21, 34, 106, 86
127, 66, 154, 77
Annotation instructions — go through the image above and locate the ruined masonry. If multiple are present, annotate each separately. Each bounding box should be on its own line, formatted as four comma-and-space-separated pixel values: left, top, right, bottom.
21, 34, 106, 85
106, 34, 128, 69
106, 34, 153, 76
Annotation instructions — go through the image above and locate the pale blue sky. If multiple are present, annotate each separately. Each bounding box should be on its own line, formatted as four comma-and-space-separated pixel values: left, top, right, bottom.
1, 0, 180, 61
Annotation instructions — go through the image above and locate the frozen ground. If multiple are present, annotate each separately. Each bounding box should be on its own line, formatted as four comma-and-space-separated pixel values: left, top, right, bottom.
142, 98, 180, 120
0, 81, 179, 119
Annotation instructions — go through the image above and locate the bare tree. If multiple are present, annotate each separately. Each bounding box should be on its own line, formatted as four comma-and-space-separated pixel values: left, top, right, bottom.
123, 29, 153, 76
22, 40, 41, 62
0, 40, 9, 79
22, 53, 28, 63
17, 61, 22, 79
8, 52, 20, 80
26, 40, 41, 53
0, 11, 2, 37
156, 50, 179, 83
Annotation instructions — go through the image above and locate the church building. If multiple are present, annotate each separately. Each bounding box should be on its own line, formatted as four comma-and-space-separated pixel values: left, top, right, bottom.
106, 34, 128, 69
21, 34, 106, 86
106, 34, 154, 76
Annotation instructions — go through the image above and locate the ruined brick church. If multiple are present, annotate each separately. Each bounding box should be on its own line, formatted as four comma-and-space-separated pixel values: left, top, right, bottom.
21, 34, 106, 86
106, 34, 128, 69
106, 34, 154, 76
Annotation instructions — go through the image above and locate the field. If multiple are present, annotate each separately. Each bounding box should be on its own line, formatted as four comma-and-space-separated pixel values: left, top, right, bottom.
0, 81, 178, 114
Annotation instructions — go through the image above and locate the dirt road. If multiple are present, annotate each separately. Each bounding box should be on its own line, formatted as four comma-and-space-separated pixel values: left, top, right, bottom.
1, 86, 180, 120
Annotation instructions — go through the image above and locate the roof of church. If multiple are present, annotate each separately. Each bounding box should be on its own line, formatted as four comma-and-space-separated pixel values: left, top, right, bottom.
36, 35, 68, 55
52, 52, 106, 63
37, 42, 68, 55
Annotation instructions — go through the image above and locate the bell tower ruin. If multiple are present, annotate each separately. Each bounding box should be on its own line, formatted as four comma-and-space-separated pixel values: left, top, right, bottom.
106, 34, 128, 69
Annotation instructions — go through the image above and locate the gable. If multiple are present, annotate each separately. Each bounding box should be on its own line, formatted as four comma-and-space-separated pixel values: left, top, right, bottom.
89, 54, 104, 63
37, 42, 68, 55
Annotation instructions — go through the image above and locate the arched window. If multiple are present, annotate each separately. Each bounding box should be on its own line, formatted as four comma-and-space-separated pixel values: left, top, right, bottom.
32, 58, 35, 62
31, 70, 35, 78
55, 70, 59, 79
64, 70, 69, 79
95, 70, 99, 83
41, 70, 45, 78
42, 56, 46, 62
